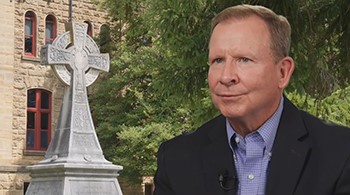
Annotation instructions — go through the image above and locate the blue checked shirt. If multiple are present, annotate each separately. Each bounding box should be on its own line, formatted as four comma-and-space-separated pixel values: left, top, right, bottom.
226, 97, 284, 195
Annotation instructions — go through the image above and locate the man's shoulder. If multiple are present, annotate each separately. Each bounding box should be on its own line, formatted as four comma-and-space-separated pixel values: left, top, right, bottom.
300, 109, 350, 143
285, 97, 350, 139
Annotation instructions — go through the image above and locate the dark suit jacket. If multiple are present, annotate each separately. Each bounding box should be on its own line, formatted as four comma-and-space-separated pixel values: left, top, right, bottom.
153, 98, 350, 195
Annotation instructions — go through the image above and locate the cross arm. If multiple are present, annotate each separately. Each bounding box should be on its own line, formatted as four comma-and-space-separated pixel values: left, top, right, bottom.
40, 45, 72, 65
87, 53, 110, 72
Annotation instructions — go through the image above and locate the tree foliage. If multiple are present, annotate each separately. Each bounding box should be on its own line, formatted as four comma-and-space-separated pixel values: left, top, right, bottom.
287, 86, 350, 127
91, 0, 350, 183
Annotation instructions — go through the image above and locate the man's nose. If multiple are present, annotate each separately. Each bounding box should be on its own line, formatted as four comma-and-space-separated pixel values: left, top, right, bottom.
220, 62, 239, 86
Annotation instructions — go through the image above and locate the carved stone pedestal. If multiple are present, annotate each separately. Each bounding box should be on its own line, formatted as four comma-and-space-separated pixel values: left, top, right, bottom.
26, 163, 122, 195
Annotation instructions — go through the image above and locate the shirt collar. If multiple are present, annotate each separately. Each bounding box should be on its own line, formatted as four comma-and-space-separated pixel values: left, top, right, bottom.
226, 96, 284, 152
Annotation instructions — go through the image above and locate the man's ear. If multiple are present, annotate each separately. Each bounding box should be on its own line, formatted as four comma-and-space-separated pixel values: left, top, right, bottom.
278, 56, 295, 89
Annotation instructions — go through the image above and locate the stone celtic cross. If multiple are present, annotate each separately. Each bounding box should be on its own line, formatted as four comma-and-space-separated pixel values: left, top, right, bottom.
42, 22, 109, 87
26, 21, 122, 195
40, 21, 111, 164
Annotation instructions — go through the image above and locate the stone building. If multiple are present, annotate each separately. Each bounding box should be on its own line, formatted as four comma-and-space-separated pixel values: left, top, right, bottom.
0, 0, 144, 194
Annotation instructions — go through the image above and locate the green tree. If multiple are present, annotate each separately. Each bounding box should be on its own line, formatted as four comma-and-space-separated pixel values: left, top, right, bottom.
287, 86, 350, 127
91, 0, 350, 183
91, 42, 200, 183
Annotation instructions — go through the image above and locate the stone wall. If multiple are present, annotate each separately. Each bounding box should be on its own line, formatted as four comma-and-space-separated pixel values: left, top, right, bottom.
0, 166, 31, 195
0, 0, 15, 166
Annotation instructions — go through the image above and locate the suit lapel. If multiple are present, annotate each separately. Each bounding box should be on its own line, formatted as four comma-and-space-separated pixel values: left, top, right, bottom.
200, 116, 237, 195
266, 98, 311, 195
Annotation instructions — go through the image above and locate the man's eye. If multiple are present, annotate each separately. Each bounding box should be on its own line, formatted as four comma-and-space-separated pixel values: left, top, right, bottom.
238, 57, 251, 63
213, 58, 224, 64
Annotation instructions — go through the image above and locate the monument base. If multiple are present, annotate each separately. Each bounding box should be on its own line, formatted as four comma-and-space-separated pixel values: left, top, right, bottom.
25, 163, 123, 195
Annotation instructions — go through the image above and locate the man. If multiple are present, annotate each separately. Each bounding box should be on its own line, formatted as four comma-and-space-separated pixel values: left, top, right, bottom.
153, 4, 350, 195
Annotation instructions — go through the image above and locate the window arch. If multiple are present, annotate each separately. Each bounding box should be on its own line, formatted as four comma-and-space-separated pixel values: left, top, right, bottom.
45, 15, 57, 44
24, 11, 37, 56
84, 21, 93, 37
26, 89, 52, 151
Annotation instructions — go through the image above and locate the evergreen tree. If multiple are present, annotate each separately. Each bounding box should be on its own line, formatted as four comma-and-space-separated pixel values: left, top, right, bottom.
92, 0, 350, 183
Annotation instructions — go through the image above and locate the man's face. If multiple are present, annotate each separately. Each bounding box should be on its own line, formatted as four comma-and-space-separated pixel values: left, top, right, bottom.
208, 16, 289, 129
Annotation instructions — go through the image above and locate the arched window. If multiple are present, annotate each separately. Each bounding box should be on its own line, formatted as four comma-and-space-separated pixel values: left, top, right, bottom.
45, 15, 57, 44
84, 21, 93, 37
26, 89, 52, 151
24, 11, 37, 56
